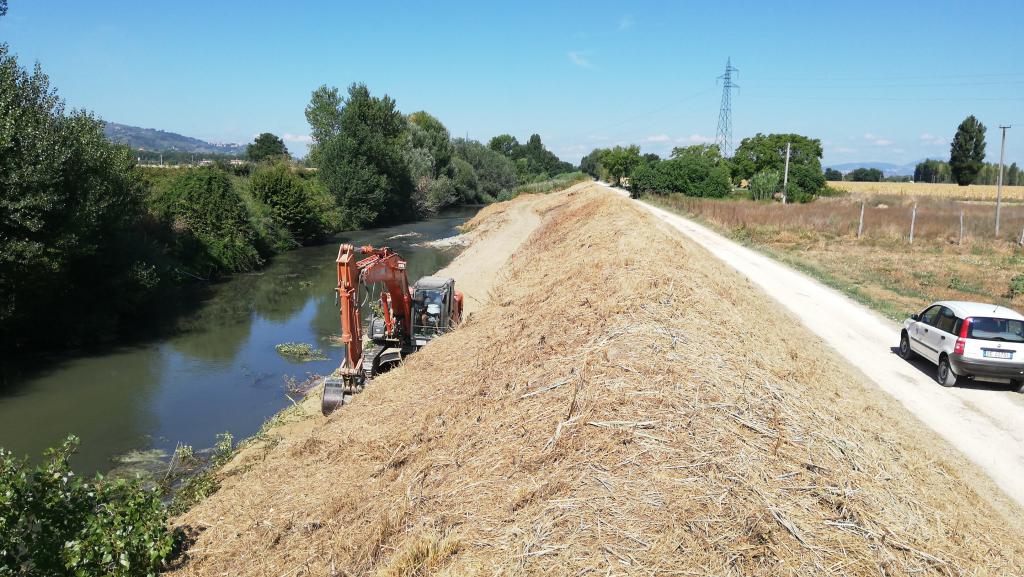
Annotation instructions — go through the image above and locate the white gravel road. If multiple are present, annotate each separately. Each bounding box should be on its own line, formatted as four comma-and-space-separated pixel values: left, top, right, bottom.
599, 182, 1024, 508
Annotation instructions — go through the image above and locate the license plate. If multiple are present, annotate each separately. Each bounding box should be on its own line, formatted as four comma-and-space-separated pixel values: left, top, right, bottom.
983, 350, 1013, 359
415, 339, 427, 346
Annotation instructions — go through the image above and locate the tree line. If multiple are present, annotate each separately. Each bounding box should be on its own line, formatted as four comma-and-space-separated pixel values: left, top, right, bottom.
582, 132, 828, 202
0, 48, 574, 352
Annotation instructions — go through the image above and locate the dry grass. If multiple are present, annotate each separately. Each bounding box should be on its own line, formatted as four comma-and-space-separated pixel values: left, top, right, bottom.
654, 194, 1024, 320
170, 186, 1024, 576
832, 180, 1024, 201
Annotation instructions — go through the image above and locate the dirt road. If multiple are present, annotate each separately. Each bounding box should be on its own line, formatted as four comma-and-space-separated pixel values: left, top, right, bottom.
600, 182, 1024, 507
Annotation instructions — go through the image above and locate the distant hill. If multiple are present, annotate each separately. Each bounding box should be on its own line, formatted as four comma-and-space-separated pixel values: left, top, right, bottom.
825, 161, 922, 177
103, 122, 246, 156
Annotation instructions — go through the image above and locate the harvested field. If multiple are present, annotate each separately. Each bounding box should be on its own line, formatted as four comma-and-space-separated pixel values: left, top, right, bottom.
832, 180, 1024, 201
171, 183, 1024, 576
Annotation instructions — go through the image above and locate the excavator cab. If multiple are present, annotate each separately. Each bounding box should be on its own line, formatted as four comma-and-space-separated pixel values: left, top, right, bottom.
411, 276, 462, 348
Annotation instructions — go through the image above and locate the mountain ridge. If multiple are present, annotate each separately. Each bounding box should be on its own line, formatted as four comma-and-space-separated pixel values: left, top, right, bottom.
103, 122, 246, 156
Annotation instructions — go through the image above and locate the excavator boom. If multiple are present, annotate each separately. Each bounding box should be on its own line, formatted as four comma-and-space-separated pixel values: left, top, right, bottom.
323, 244, 460, 414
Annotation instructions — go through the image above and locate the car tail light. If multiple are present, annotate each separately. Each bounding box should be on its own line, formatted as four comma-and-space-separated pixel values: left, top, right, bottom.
954, 338, 965, 355
959, 317, 972, 338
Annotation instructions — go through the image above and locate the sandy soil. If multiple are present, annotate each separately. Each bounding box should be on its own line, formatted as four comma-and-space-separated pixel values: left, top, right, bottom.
602, 182, 1024, 508
435, 194, 543, 315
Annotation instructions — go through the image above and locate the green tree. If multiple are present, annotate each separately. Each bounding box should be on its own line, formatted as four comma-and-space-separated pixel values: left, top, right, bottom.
246, 132, 289, 162
601, 145, 642, 185
1008, 162, 1020, 186
151, 167, 262, 275
849, 167, 884, 182
304, 85, 344, 167
824, 167, 843, 181
306, 83, 413, 228
949, 115, 987, 186
733, 133, 826, 198
0, 44, 155, 349
629, 145, 731, 198
453, 138, 518, 200
488, 134, 519, 157
250, 162, 334, 244
450, 157, 481, 202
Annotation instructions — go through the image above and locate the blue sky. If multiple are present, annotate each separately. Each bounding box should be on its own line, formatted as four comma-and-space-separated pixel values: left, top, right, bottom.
3, 0, 1022, 166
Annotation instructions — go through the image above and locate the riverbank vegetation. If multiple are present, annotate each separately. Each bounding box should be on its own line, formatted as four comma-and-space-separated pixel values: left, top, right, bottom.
0, 37, 575, 352
0, 437, 183, 576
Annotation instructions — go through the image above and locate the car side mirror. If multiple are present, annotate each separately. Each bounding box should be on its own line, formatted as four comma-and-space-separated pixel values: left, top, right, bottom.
911, 313, 920, 321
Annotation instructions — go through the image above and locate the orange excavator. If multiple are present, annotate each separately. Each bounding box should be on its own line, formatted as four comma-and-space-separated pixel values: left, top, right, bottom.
321, 244, 463, 414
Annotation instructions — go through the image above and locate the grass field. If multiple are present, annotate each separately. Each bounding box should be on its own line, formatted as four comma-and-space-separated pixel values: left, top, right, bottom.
651, 193, 1024, 321
831, 180, 1024, 201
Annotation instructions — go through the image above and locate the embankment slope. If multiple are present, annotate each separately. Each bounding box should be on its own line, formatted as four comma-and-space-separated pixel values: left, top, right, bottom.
173, 183, 1024, 576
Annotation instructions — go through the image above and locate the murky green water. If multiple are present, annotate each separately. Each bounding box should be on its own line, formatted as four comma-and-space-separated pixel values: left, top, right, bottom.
0, 209, 474, 474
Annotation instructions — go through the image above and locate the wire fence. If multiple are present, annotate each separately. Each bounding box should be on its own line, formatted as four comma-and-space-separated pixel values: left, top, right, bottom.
662, 195, 1024, 246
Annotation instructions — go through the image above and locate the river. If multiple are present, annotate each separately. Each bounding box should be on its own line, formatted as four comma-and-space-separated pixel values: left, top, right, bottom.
0, 208, 475, 475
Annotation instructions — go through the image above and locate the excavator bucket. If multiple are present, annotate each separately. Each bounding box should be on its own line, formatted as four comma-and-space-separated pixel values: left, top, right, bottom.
321, 368, 364, 415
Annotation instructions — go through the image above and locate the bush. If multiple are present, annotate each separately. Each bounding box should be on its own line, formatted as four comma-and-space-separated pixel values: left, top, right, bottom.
1006, 274, 1024, 299
250, 162, 334, 245
0, 437, 180, 576
629, 146, 731, 198
150, 167, 263, 277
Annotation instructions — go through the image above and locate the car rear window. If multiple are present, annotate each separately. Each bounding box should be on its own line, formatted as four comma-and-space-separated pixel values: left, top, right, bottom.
967, 317, 1024, 343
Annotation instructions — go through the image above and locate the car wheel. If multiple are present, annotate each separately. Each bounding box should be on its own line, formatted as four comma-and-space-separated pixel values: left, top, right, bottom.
937, 356, 958, 387
898, 332, 915, 360
1014, 380, 1024, 394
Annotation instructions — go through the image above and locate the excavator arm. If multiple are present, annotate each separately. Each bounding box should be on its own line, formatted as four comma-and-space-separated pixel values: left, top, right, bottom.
324, 244, 414, 414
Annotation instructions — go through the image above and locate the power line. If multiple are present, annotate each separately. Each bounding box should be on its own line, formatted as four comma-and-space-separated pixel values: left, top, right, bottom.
715, 58, 739, 157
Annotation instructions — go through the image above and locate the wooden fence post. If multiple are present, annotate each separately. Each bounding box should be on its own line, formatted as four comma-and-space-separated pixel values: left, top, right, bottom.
857, 201, 865, 238
1019, 226, 1024, 246
959, 208, 964, 246
909, 203, 917, 244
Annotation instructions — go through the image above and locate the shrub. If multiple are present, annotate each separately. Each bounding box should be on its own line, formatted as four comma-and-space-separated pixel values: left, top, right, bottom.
629, 146, 731, 198
0, 437, 180, 576
150, 167, 263, 276
250, 162, 333, 245
1006, 274, 1024, 299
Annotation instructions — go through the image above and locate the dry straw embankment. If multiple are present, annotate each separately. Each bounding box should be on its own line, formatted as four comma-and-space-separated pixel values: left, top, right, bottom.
172, 183, 1024, 576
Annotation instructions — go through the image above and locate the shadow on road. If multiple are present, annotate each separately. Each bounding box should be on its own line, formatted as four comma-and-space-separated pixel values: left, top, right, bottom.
888, 346, 1020, 393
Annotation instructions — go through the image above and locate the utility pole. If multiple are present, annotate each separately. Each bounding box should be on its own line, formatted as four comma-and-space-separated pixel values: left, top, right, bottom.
995, 125, 1011, 237
715, 58, 739, 157
781, 142, 791, 204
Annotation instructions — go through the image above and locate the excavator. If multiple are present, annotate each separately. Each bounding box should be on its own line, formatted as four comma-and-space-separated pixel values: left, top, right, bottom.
321, 244, 463, 414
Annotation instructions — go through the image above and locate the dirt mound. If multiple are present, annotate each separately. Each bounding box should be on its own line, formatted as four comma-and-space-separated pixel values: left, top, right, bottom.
172, 185, 1024, 576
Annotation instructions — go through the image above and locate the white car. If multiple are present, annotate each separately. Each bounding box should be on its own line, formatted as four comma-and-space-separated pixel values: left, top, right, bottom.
899, 301, 1024, 389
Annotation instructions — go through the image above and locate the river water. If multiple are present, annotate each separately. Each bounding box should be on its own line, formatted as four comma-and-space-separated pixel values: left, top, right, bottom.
0, 209, 474, 474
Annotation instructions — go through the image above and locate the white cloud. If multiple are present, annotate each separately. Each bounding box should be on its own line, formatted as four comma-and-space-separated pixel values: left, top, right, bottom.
646, 133, 671, 142
920, 133, 946, 145
863, 133, 893, 146
619, 15, 634, 30
567, 51, 595, 69
283, 133, 313, 143
676, 134, 715, 144
833, 146, 857, 154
